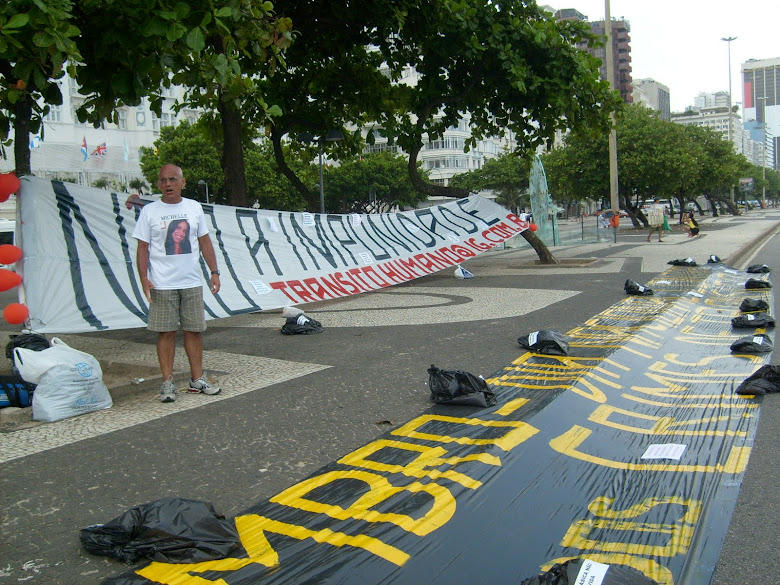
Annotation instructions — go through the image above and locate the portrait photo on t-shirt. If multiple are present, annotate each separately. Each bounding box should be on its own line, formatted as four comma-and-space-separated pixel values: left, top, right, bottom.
164, 218, 192, 255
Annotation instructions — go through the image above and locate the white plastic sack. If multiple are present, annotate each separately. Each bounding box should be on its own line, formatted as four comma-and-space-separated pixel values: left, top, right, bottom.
454, 265, 474, 279
14, 337, 112, 422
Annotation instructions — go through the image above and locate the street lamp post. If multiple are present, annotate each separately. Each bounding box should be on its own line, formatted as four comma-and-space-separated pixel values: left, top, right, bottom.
298, 130, 344, 213
722, 36, 737, 206
604, 0, 619, 225
197, 180, 210, 204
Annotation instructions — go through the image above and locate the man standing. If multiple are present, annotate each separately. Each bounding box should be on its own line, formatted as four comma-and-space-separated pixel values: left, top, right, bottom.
133, 164, 222, 402
645, 198, 666, 243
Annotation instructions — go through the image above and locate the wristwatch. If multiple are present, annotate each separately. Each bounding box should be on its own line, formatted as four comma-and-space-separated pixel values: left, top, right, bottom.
211, 270, 220, 276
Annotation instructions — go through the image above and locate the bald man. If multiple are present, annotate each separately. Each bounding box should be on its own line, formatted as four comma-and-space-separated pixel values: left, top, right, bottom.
133, 164, 221, 402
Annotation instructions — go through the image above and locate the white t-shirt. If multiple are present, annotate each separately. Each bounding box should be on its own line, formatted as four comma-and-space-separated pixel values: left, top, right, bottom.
132, 198, 209, 290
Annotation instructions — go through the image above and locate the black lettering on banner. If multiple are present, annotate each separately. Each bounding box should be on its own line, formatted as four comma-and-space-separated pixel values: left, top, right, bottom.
53, 182, 147, 329
361, 215, 410, 258
278, 212, 312, 271
234, 209, 282, 276
199, 208, 262, 317
379, 214, 419, 254
109, 192, 149, 310
414, 208, 450, 241
324, 215, 359, 266
347, 217, 392, 262
438, 205, 481, 234
455, 198, 501, 228
397, 214, 437, 248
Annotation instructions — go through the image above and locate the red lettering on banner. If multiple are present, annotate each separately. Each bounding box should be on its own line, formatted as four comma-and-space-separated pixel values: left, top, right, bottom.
347, 269, 372, 291
464, 238, 493, 253
506, 213, 530, 230
288, 280, 317, 303
303, 277, 338, 301
362, 266, 391, 288
411, 254, 437, 273
319, 274, 351, 297
270, 281, 299, 303
398, 257, 427, 277
435, 247, 463, 265
450, 244, 476, 259
375, 262, 407, 284
333, 272, 361, 294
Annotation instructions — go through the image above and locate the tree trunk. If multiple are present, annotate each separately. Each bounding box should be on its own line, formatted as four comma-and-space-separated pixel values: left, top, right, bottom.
520, 229, 558, 264
217, 96, 248, 208
13, 97, 33, 176
269, 128, 319, 211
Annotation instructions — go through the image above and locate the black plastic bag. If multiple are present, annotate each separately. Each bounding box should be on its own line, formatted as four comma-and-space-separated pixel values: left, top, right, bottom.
747, 263, 771, 273
518, 330, 569, 356
745, 278, 772, 289
624, 279, 653, 296
281, 314, 324, 335
667, 257, 696, 266
707, 255, 722, 264
519, 558, 660, 585
730, 334, 773, 354
5, 333, 49, 367
731, 312, 776, 328
80, 497, 241, 564
740, 298, 770, 312
427, 364, 496, 407
736, 365, 780, 395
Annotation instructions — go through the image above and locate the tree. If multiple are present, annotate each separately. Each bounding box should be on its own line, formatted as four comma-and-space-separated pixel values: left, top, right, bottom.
325, 152, 427, 213
449, 152, 531, 213
0, 1, 81, 174
73, 1, 294, 208
140, 118, 308, 210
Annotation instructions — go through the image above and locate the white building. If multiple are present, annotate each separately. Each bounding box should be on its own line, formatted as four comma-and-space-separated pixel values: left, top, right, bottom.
693, 91, 730, 110
671, 104, 747, 157
0, 77, 201, 189
632, 78, 671, 120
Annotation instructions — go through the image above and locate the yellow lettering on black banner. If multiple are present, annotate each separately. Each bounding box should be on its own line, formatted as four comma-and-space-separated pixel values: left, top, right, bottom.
270, 469, 454, 537
338, 439, 500, 489
391, 414, 538, 451
549, 425, 750, 473
588, 496, 701, 525
236, 514, 410, 566
543, 553, 673, 584
137, 557, 256, 585
561, 518, 695, 557
590, 404, 749, 437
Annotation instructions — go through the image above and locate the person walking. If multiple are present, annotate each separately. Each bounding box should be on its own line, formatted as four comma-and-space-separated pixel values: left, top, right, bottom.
646, 198, 666, 243
133, 164, 222, 403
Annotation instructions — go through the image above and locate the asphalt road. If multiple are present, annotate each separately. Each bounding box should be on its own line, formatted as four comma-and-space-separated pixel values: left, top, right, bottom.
1, 213, 779, 584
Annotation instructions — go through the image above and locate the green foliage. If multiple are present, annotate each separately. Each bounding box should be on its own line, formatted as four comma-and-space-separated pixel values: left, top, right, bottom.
140, 119, 307, 209
449, 152, 531, 211
324, 152, 427, 213
0, 0, 81, 166
541, 105, 749, 217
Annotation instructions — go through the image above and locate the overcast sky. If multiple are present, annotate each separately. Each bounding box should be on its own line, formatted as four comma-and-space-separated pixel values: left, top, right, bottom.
550, 0, 780, 112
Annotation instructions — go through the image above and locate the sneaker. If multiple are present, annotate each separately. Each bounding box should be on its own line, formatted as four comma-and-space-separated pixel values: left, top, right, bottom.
160, 377, 176, 403
188, 376, 221, 395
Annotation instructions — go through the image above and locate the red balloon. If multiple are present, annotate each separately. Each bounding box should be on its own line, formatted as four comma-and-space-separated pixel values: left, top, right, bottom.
529, 223, 538, 232
0, 173, 21, 198
0, 192, 10, 204
0, 269, 21, 291
0, 244, 23, 265
3, 303, 29, 325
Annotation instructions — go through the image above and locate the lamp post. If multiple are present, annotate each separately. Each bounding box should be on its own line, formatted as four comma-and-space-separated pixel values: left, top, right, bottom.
756, 96, 768, 208
197, 180, 210, 204
298, 130, 344, 213
722, 36, 737, 206
604, 0, 619, 224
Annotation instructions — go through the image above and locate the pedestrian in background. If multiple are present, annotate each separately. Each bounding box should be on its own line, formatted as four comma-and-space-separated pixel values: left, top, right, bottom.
646, 198, 666, 242
133, 164, 222, 403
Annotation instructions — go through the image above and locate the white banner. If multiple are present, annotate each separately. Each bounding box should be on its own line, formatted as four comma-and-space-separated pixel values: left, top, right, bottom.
17, 177, 528, 333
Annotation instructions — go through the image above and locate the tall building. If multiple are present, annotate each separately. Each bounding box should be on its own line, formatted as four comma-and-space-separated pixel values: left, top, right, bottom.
693, 91, 730, 110
555, 9, 633, 104
742, 57, 780, 170
633, 79, 671, 120
671, 105, 744, 155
